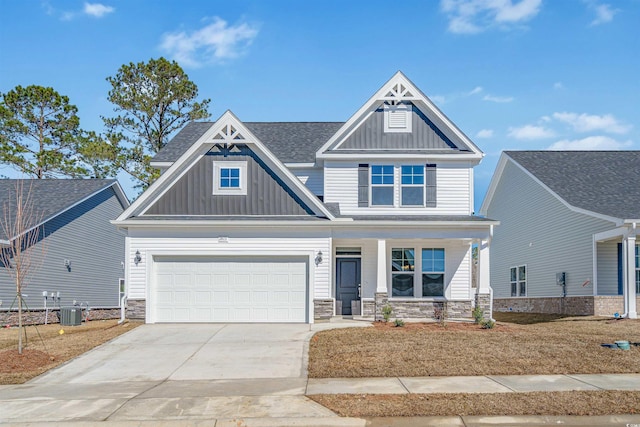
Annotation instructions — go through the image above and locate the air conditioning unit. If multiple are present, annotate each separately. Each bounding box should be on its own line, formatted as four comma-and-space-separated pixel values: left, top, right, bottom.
60, 307, 82, 326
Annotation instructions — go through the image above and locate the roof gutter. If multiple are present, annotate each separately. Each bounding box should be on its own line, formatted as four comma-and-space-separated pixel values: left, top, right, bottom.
111, 219, 499, 228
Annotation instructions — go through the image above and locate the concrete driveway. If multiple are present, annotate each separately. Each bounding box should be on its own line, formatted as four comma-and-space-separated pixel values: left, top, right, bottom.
0, 322, 367, 424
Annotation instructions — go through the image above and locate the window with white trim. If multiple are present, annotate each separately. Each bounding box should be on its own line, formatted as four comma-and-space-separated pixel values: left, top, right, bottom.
391, 247, 446, 298
510, 265, 526, 297
391, 248, 415, 296
371, 165, 394, 206
213, 161, 247, 195
422, 248, 445, 297
401, 165, 424, 206
384, 104, 412, 133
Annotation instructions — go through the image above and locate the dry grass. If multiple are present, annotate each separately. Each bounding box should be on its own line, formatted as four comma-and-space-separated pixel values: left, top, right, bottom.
310, 391, 640, 417
308, 316, 640, 378
0, 320, 141, 384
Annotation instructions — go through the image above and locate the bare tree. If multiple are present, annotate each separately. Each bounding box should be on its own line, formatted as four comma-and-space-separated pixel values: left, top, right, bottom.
0, 181, 45, 354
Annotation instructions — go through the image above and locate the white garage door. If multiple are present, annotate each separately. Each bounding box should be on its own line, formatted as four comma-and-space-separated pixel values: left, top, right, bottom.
153, 257, 308, 323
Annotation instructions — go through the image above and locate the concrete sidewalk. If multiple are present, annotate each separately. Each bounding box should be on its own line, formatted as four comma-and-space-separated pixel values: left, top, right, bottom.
306, 373, 640, 394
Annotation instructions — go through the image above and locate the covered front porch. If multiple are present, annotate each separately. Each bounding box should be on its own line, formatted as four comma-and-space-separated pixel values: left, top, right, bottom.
315, 220, 495, 321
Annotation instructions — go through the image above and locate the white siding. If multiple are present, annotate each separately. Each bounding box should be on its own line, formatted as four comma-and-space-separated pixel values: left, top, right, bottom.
324, 161, 472, 215
292, 168, 324, 196
486, 161, 616, 299
597, 241, 619, 295
126, 232, 331, 302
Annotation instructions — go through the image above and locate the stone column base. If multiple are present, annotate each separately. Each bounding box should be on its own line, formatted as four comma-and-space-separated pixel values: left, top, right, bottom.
475, 293, 492, 320
126, 299, 146, 321
313, 299, 334, 320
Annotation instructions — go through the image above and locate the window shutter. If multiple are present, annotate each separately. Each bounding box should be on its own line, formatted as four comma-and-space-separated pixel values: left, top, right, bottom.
358, 164, 369, 207
425, 164, 437, 207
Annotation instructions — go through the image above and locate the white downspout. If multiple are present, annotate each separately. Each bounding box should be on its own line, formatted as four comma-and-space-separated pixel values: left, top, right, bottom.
622, 222, 637, 319
118, 294, 127, 324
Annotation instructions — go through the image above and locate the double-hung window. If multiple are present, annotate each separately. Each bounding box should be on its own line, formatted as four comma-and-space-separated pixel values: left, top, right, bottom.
510, 265, 526, 297
401, 165, 424, 206
422, 248, 445, 296
391, 248, 415, 296
371, 165, 394, 206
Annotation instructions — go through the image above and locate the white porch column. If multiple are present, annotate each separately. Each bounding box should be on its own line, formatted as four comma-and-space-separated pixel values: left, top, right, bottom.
376, 239, 387, 293
624, 234, 637, 319
478, 239, 491, 294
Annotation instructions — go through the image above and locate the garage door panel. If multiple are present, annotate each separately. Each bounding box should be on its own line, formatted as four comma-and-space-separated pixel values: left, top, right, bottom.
154, 257, 308, 323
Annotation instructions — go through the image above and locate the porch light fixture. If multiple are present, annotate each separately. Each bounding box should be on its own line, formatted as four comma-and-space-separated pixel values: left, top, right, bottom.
134, 250, 142, 266
315, 250, 323, 266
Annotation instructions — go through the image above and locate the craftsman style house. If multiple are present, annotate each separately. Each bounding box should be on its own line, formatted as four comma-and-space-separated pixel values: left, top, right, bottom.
114, 72, 497, 323
481, 151, 639, 318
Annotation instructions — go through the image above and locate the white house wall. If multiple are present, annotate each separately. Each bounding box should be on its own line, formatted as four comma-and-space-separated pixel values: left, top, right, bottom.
292, 168, 324, 196
486, 161, 615, 298
324, 161, 472, 215
126, 232, 332, 301
597, 241, 619, 295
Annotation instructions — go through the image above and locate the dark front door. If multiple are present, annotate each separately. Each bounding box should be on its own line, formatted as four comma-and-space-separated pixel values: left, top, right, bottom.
337, 258, 361, 315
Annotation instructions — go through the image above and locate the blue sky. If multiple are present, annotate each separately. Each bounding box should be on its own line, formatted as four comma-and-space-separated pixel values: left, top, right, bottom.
1, 0, 638, 210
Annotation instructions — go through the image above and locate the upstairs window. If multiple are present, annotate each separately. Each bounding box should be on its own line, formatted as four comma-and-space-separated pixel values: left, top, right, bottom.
213, 161, 247, 195
371, 165, 394, 206
510, 265, 527, 297
401, 165, 424, 206
220, 168, 240, 188
384, 104, 412, 133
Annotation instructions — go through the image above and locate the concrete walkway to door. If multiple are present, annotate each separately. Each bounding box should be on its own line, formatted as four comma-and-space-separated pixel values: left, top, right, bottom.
0, 322, 369, 423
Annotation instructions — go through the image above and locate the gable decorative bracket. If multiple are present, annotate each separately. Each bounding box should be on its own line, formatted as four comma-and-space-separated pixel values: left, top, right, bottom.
381, 82, 416, 103
211, 124, 246, 142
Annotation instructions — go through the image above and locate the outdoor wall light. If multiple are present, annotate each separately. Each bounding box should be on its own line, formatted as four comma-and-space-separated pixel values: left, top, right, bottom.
315, 250, 323, 266
64, 259, 71, 271
134, 250, 142, 266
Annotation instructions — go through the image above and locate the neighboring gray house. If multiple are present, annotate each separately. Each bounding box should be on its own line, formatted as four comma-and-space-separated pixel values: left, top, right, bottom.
0, 179, 129, 322
114, 72, 497, 324
480, 151, 639, 318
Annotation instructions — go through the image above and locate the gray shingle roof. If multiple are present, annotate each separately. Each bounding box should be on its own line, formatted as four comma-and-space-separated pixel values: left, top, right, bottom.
152, 121, 344, 164
506, 151, 640, 220
0, 179, 118, 241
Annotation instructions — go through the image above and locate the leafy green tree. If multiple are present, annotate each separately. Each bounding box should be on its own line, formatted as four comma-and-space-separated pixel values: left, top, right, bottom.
103, 57, 211, 189
0, 85, 105, 178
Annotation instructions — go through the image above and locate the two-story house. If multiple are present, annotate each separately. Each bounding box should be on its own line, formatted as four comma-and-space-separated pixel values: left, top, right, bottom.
113, 72, 497, 324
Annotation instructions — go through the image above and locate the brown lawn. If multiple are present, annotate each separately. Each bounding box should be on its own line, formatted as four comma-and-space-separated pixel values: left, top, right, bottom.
308, 315, 640, 378
0, 320, 140, 384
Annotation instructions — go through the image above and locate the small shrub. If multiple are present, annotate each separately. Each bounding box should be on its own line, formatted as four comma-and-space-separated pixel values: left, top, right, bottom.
433, 302, 448, 327
394, 318, 405, 327
472, 306, 484, 324
381, 304, 393, 323
481, 319, 495, 329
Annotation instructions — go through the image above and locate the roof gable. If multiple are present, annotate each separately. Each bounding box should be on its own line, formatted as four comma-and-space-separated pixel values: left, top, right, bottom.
481, 151, 640, 221
316, 71, 483, 159
118, 111, 336, 222
0, 179, 127, 242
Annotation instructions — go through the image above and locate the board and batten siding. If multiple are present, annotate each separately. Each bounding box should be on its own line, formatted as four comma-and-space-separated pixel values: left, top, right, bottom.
597, 241, 619, 295
126, 234, 331, 301
324, 161, 472, 215
486, 161, 616, 299
0, 188, 126, 310
291, 167, 324, 196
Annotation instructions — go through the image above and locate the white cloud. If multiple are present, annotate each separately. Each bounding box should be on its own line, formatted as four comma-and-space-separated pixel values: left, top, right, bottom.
440, 0, 542, 34
553, 82, 564, 90
430, 95, 447, 104
586, 2, 618, 26
83, 3, 114, 18
483, 94, 514, 103
476, 129, 494, 138
160, 17, 259, 68
552, 112, 631, 134
468, 86, 483, 95
548, 136, 632, 150
508, 124, 555, 140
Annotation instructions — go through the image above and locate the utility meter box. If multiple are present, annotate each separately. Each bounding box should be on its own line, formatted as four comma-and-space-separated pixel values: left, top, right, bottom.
556, 272, 566, 286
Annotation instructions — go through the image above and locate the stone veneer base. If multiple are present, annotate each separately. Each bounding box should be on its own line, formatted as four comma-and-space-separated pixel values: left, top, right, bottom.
0, 308, 121, 326
493, 296, 640, 316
